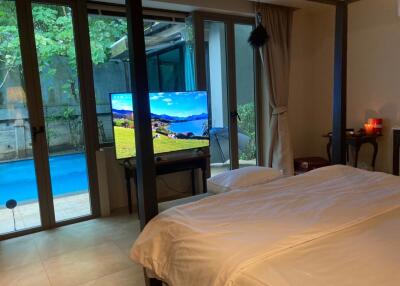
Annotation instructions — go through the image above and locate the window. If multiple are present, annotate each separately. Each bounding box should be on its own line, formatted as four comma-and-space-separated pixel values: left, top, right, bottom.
88, 13, 195, 145
195, 12, 260, 174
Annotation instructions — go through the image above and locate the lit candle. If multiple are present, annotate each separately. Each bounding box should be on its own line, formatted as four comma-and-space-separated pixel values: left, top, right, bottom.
368, 118, 383, 135
364, 123, 375, 135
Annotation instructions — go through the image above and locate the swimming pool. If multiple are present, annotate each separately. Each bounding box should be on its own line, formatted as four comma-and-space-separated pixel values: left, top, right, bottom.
0, 153, 89, 206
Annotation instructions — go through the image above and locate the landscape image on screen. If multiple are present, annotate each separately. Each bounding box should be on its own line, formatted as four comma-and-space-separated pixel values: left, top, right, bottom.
111, 91, 209, 160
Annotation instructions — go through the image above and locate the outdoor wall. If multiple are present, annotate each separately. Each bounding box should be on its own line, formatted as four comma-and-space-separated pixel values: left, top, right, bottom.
93, 61, 131, 144
0, 60, 128, 160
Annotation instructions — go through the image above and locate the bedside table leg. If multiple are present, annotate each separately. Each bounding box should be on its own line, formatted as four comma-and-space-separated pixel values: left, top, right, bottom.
371, 141, 378, 171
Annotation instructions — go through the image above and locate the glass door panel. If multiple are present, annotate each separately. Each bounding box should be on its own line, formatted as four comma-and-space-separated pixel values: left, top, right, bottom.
31, 3, 91, 222
204, 21, 230, 175
88, 14, 195, 146
234, 24, 257, 167
0, 0, 41, 234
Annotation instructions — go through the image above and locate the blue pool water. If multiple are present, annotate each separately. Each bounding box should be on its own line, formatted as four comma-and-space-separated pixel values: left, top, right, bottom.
0, 153, 89, 206
169, 119, 207, 136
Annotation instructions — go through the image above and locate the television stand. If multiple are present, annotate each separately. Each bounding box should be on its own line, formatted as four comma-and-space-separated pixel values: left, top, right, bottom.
122, 154, 209, 214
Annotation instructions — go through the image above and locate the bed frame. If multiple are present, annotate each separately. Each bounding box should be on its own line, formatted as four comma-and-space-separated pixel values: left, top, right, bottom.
125, 0, 361, 285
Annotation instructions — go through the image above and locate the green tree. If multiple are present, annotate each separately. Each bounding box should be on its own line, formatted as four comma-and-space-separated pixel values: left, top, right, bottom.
1, 3, 127, 148
0, 3, 127, 91
0, 2, 22, 89
238, 102, 256, 161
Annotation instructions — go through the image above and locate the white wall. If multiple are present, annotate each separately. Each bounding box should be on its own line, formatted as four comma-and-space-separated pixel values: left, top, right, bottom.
289, 7, 334, 160
347, 0, 400, 172
289, 0, 400, 174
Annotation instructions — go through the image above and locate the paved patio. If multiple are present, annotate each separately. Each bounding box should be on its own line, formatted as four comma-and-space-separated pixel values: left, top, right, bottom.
0, 193, 91, 235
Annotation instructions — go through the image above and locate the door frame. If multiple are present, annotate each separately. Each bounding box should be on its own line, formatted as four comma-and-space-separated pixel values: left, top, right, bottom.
1, 0, 99, 241
193, 11, 264, 169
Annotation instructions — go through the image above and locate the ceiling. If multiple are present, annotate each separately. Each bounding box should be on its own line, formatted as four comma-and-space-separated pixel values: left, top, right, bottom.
94, 0, 330, 13
256, 0, 329, 9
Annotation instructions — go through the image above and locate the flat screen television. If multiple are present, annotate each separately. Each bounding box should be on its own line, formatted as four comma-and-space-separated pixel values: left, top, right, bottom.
110, 91, 209, 160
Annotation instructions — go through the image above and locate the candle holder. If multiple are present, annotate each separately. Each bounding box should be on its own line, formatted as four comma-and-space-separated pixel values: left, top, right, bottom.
368, 118, 383, 135
364, 123, 375, 135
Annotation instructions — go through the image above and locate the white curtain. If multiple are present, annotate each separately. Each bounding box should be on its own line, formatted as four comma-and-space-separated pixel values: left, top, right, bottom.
258, 4, 294, 175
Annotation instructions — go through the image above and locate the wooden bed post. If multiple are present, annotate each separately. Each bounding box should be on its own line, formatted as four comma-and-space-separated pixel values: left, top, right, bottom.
332, 1, 348, 165
126, 0, 161, 285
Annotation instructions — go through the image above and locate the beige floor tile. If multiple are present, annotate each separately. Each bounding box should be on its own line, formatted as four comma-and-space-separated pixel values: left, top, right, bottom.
0, 262, 50, 286
2, 211, 146, 286
112, 233, 139, 257
79, 265, 145, 286
0, 236, 41, 272
42, 242, 133, 286
33, 227, 107, 260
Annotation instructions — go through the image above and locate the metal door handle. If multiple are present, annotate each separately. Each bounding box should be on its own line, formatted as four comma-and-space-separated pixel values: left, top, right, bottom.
31, 126, 45, 142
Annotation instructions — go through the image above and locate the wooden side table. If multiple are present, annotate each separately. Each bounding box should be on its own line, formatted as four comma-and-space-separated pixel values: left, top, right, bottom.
122, 154, 209, 214
393, 128, 400, 176
324, 133, 381, 170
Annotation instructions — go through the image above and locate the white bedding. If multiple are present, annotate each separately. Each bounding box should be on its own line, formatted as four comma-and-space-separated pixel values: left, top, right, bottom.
131, 165, 400, 286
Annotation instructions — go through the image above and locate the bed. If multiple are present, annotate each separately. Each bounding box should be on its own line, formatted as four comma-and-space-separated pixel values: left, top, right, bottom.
131, 165, 400, 286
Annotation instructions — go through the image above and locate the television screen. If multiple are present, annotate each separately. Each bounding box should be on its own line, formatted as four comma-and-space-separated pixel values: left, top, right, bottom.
111, 91, 209, 160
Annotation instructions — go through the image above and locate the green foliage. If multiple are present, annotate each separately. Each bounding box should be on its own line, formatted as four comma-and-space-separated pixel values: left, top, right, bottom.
88, 16, 127, 64
238, 102, 257, 161
0, 3, 127, 89
0, 1, 22, 88
1, 3, 127, 149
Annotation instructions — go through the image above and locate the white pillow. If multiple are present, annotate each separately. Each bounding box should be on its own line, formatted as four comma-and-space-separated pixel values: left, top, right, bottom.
207, 166, 283, 194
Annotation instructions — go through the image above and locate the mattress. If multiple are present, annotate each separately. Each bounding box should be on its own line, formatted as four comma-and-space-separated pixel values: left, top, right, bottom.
131, 165, 400, 286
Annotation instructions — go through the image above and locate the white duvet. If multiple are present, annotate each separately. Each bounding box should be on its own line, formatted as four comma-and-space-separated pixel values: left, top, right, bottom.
131, 165, 400, 286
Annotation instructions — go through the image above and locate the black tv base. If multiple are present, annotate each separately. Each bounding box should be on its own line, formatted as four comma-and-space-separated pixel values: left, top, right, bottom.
122, 154, 209, 214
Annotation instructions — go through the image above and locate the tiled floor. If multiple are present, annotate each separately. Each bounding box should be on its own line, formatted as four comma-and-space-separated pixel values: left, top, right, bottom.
0, 193, 91, 235
0, 210, 145, 286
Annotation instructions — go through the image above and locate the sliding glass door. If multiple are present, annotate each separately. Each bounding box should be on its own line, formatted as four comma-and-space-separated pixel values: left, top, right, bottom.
234, 24, 257, 168
203, 21, 231, 173
87, 10, 196, 148
195, 13, 260, 174
0, 0, 42, 234
0, 0, 97, 238
31, 3, 91, 222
